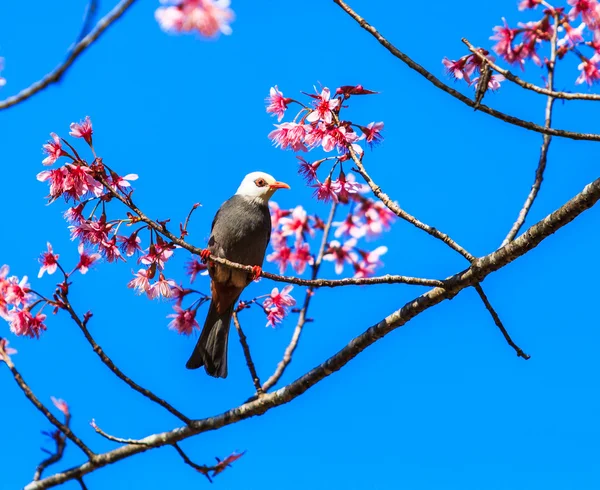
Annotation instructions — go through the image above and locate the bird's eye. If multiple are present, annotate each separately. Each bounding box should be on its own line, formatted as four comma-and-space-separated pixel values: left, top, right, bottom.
255, 178, 267, 187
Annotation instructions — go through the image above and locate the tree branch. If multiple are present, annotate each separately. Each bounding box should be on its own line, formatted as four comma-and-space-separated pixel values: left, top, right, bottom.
262, 202, 338, 392
232, 312, 264, 395
33, 411, 70, 481
332, 0, 600, 142
25, 175, 600, 490
0, 0, 138, 111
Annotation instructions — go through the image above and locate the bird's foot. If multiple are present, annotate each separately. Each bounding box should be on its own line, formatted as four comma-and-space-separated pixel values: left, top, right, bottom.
250, 265, 262, 282
199, 249, 211, 263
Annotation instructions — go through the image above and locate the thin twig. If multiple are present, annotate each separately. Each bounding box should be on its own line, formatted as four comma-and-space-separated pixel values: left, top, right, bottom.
90, 420, 150, 446
77, 478, 88, 490
262, 202, 338, 392
232, 312, 264, 395
33, 412, 70, 481
172, 444, 213, 483
501, 13, 559, 246
1, 356, 95, 459
332, 0, 600, 142
25, 175, 600, 490
0, 0, 138, 111
473, 284, 530, 359
59, 295, 192, 425
462, 37, 600, 102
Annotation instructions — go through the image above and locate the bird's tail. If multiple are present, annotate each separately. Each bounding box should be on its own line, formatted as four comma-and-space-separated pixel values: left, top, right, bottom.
185, 300, 233, 378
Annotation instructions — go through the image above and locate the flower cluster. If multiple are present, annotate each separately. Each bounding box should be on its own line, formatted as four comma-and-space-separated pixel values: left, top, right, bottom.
262, 285, 296, 328
266, 84, 384, 203
0, 265, 47, 339
155, 0, 234, 38
444, 0, 600, 87
442, 50, 506, 90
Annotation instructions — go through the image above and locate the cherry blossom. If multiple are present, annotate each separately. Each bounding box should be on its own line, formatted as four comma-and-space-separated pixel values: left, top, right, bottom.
147, 274, 178, 300
51, 397, 70, 417
76, 244, 101, 274
568, 0, 600, 28
290, 242, 314, 274
268, 122, 307, 152
118, 233, 143, 257
38, 243, 59, 278
0, 57, 5, 87
312, 177, 338, 203
307, 87, 340, 124
266, 241, 292, 274
333, 213, 366, 239
268, 201, 291, 227
156, 0, 235, 38
518, 0, 542, 10
323, 239, 358, 274
42, 133, 65, 166
265, 86, 290, 122
361, 122, 384, 148
69, 116, 93, 145
185, 258, 208, 282
167, 305, 199, 335
265, 306, 286, 328
279, 206, 313, 239
576, 58, 600, 84
0, 338, 17, 359
263, 285, 296, 310
9, 309, 47, 339
128, 269, 151, 295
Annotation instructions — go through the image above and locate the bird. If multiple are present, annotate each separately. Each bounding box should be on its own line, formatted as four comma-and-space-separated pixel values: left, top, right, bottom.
186, 171, 290, 378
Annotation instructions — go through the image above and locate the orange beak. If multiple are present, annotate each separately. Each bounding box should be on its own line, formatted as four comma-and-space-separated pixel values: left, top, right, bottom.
269, 181, 290, 190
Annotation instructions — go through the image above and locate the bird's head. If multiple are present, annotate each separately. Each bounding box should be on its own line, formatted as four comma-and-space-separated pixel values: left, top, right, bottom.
235, 171, 290, 203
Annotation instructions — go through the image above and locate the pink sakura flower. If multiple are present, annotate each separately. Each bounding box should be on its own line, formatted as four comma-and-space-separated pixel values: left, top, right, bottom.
358, 246, 388, 269
304, 122, 328, 149
38, 243, 59, 278
140, 242, 174, 270
99, 237, 123, 263
297, 157, 322, 184
118, 233, 143, 257
9, 309, 47, 339
185, 258, 208, 283
167, 305, 199, 335
0, 338, 17, 358
0, 58, 5, 88
361, 122, 384, 148
322, 126, 360, 153
147, 274, 178, 300
372, 202, 396, 229
268, 201, 291, 228
279, 206, 313, 239
76, 243, 101, 274
333, 213, 366, 239
576, 58, 600, 85
38, 165, 103, 202
263, 285, 296, 310
64, 204, 85, 223
50, 396, 70, 417
4, 275, 30, 307
42, 133, 65, 166
490, 19, 519, 62
264, 305, 287, 328
267, 241, 292, 274
71, 217, 113, 245
156, 0, 234, 37
268, 122, 307, 152
518, 0, 541, 9
265, 86, 290, 122
111, 173, 139, 189
568, 0, 600, 29
306, 87, 340, 124
69, 116, 93, 145
472, 74, 505, 91
290, 241, 314, 274
128, 269, 151, 295
312, 177, 338, 203
323, 239, 358, 274
331, 170, 361, 204
443, 56, 476, 84
559, 22, 586, 47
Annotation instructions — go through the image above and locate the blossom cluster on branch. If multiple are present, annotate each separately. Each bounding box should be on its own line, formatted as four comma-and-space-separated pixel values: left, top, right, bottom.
444, 0, 600, 87
155, 0, 234, 37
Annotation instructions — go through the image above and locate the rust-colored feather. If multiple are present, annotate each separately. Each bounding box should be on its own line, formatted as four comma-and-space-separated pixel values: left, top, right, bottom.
210, 280, 243, 315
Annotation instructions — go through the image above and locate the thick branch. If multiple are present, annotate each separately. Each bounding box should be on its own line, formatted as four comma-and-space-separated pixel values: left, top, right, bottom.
0, 0, 137, 111
332, 0, 600, 142
60, 295, 192, 425
26, 176, 600, 490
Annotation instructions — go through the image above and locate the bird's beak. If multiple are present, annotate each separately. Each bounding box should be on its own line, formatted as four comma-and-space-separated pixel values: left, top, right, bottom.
269, 181, 290, 190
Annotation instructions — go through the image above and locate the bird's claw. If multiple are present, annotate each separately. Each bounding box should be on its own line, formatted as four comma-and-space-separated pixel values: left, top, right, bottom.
250, 265, 262, 282
199, 249, 211, 263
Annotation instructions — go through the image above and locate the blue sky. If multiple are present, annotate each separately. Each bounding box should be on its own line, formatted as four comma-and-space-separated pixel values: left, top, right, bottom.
1, 1, 599, 488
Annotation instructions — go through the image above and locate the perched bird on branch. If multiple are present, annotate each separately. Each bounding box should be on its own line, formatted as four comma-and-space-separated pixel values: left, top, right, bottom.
186, 171, 290, 378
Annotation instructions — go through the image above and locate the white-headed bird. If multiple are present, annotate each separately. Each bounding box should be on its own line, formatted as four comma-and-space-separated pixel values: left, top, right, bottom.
186, 171, 290, 378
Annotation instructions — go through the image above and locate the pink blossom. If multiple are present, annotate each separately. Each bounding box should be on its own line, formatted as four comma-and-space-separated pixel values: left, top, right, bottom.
361, 122, 384, 147
4, 275, 30, 307
128, 269, 151, 295
42, 133, 65, 166
71, 217, 113, 245
156, 0, 235, 37
518, 0, 541, 9
304, 122, 328, 149
0, 58, 5, 88
322, 126, 360, 153
352, 260, 376, 279
279, 206, 313, 239
265, 306, 285, 328
147, 275, 178, 300
265, 86, 290, 122
140, 242, 174, 270
297, 157, 322, 184
263, 285, 296, 310
9, 309, 47, 339
0, 338, 17, 358
76, 243, 101, 274
167, 305, 199, 335
330, 171, 361, 204
267, 241, 292, 274
118, 233, 143, 257
312, 177, 339, 203
111, 173, 139, 189
442, 57, 474, 83
185, 259, 208, 282
38, 243, 59, 278
39, 164, 103, 202
568, 0, 600, 28
290, 242, 314, 274
372, 202, 396, 229
51, 396, 70, 417
490, 19, 518, 61
64, 204, 85, 223
100, 237, 123, 262
472, 74, 505, 91
333, 213, 366, 239
323, 239, 358, 274
306, 87, 340, 124
358, 246, 388, 268
268, 201, 291, 228
69, 116, 93, 145
576, 58, 600, 85
268, 122, 307, 152
559, 22, 586, 47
